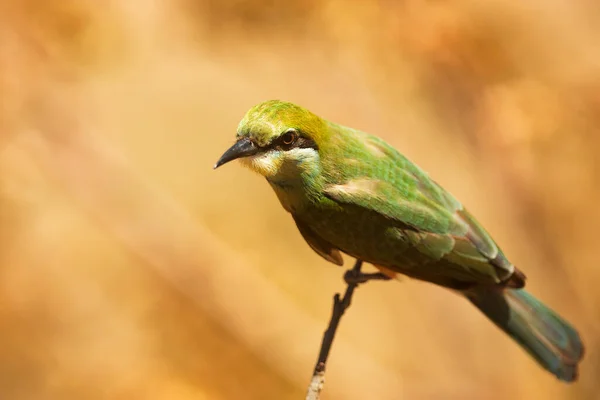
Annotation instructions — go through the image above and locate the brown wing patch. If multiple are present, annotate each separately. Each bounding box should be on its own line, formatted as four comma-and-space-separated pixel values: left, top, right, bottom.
504, 265, 526, 288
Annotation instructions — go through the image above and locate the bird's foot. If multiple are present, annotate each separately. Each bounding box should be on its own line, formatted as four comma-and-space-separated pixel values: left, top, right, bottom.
343, 269, 391, 285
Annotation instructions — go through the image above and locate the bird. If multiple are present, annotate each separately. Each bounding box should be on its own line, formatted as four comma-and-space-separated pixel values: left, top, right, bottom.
214, 99, 584, 382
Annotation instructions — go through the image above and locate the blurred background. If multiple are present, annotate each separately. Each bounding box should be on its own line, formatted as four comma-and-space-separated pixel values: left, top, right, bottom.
0, 0, 598, 399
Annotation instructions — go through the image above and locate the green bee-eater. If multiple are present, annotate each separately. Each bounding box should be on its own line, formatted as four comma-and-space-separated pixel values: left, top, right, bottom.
214, 100, 584, 381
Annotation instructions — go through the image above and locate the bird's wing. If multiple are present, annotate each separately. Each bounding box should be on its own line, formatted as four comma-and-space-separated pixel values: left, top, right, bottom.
324, 174, 521, 286
293, 215, 344, 266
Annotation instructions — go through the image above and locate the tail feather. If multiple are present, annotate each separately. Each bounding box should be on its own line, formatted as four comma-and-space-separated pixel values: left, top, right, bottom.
467, 288, 584, 382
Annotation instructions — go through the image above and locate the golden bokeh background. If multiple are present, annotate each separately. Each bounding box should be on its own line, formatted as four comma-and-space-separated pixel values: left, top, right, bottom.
0, 1, 598, 399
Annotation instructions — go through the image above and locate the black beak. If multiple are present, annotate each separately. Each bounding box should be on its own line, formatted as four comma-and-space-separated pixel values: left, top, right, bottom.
213, 137, 259, 169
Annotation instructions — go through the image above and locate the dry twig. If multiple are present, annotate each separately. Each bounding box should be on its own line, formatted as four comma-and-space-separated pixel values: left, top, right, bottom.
306, 260, 389, 399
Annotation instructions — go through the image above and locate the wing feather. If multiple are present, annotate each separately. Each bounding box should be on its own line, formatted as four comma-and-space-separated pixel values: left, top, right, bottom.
293, 215, 344, 266
324, 174, 520, 286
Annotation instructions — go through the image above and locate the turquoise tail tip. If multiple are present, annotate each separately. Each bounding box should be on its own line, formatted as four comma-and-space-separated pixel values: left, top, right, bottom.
468, 288, 584, 382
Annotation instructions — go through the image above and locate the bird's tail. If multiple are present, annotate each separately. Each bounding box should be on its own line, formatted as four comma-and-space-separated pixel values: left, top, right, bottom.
466, 288, 584, 382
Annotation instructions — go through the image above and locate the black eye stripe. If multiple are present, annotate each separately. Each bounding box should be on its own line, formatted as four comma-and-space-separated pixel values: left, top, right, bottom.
265, 133, 318, 151
294, 137, 318, 150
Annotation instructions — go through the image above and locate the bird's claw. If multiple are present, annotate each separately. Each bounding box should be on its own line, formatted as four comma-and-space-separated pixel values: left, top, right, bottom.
343, 270, 392, 285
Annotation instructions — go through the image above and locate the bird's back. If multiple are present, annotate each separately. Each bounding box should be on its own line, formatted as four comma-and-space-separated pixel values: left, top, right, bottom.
296, 122, 521, 289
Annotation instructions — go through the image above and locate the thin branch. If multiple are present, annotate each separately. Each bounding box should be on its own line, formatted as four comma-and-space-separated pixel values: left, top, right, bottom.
307, 259, 375, 400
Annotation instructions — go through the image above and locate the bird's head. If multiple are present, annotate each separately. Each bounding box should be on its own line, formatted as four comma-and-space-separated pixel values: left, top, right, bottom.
214, 100, 328, 181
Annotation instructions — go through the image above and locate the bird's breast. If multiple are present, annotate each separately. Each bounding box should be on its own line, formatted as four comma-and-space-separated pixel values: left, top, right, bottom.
298, 203, 420, 269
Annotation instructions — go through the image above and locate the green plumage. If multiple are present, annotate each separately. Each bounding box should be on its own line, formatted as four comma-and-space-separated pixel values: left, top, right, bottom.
468, 288, 584, 381
215, 100, 584, 382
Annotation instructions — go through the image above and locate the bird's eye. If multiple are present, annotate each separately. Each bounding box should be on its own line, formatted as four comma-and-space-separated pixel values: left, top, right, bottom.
281, 130, 297, 145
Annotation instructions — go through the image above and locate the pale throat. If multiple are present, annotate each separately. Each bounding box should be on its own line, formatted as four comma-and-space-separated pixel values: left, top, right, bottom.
240, 147, 321, 212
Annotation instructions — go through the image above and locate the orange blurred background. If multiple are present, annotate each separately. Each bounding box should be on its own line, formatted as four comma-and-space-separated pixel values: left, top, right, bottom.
0, 1, 598, 399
